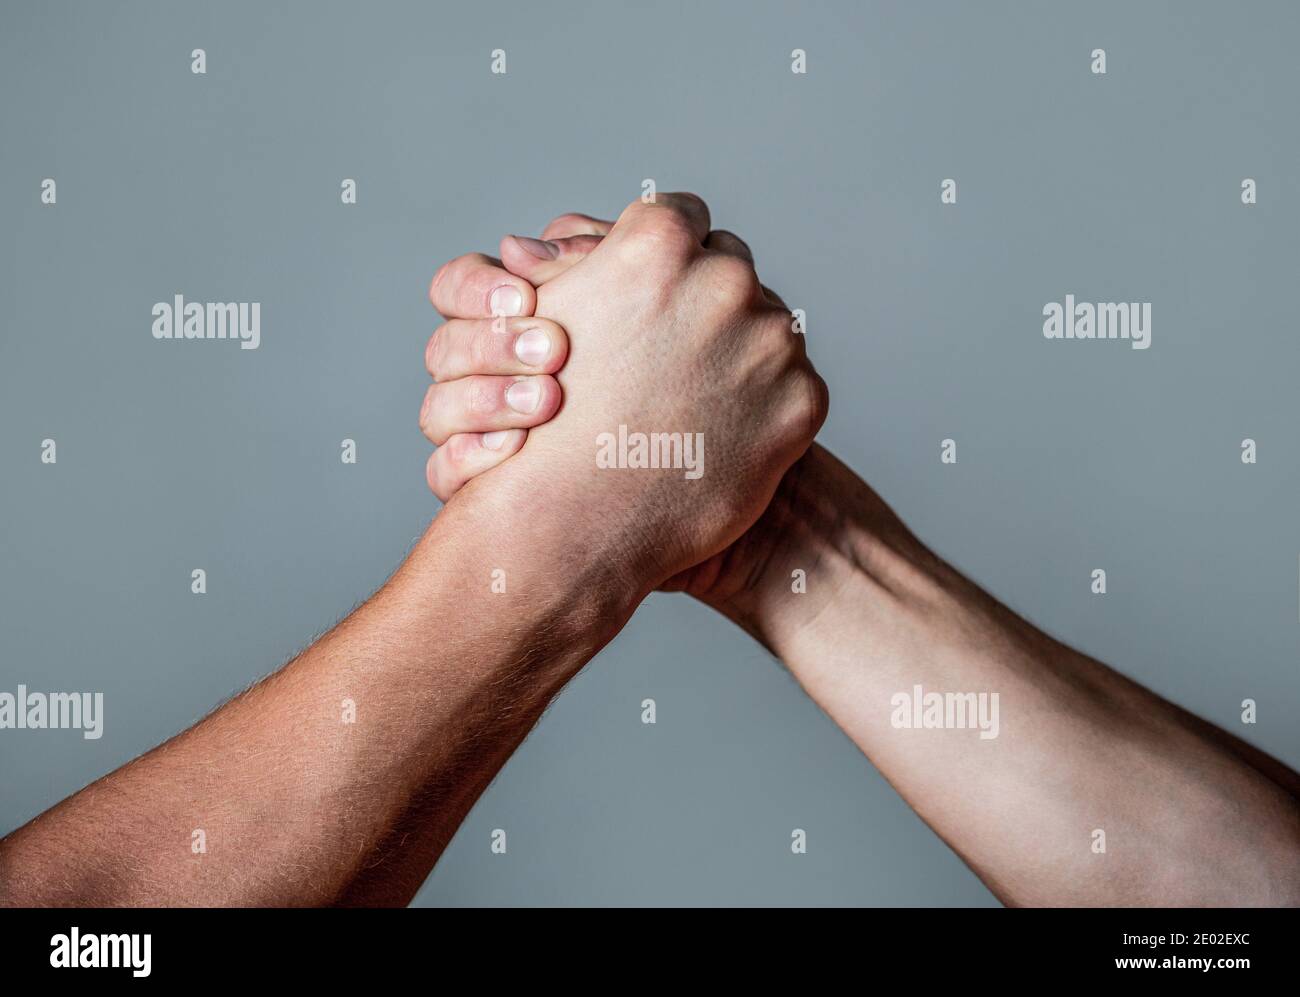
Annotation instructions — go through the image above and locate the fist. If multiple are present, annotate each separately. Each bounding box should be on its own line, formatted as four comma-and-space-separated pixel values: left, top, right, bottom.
475, 193, 827, 589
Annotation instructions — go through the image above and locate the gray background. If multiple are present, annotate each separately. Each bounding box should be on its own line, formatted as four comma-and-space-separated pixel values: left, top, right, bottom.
1, 0, 1297, 906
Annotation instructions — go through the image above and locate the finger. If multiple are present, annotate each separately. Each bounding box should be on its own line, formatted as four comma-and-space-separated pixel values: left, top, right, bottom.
702, 228, 786, 307
540, 213, 615, 240
704, 229, 754, 264
615, 191, 712, 245
428, 252, 537, 320
419, 374, 561, 446
426, 316, 567, 381
499, 233, 603, 285
425, 429, 528, 503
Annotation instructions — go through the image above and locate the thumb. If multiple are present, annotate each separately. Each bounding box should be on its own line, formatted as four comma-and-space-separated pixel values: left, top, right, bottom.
499, 233, 603, 286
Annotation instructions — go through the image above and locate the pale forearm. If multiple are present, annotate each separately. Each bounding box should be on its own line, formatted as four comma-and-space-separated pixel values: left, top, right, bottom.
0, 485, 637, 907
716, 446, 1300, 906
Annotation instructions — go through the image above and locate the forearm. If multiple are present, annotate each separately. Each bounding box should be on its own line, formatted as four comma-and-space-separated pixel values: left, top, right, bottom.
715, 446, 1300, 906
0, 478, 639, 907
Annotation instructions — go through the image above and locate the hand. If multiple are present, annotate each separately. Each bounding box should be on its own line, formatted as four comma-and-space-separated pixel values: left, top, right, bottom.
424, 193, 828, 596
424, 200, 832, 620
419, 247, 571, 497
421, 211, 610, 500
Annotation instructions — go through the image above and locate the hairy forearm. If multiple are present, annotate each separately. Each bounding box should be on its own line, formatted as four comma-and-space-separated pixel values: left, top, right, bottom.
715, 446, 1300, 906
0, 476, 638, 907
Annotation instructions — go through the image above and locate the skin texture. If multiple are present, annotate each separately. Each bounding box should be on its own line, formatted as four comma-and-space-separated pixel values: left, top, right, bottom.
0, 194, 825, 907
704, 446, 1300, 906
0, 499, 632, 906
430, 214, 1300, 907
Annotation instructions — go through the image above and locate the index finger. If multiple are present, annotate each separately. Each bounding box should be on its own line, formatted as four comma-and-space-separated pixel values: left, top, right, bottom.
428, 252, 538, 320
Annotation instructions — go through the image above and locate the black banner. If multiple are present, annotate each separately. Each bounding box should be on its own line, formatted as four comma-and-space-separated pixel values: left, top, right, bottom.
0, 908, 1285, 983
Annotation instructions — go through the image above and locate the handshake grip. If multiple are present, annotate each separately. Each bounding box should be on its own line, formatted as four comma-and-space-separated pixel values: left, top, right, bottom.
423, 192, 828, 589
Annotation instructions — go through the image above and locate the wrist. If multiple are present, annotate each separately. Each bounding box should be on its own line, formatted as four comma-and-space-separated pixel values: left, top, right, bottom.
704, 446, 952, 659
429, 461, 651, 654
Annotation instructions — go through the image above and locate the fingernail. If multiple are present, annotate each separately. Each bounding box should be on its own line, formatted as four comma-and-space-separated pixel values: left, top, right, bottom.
489, 284, 524, 317
514, 328, 550, 366
505, 378, 541, 413
481, 430, 510, 450
513, 235, 559, 260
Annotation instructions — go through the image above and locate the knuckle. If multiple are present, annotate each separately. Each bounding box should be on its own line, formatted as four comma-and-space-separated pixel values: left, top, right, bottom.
466, 378, 498, 415
628, 215, 698, 266
426, 326, 449, 378
430, 458, 459, 502
429, 253, 488, 309
648, 207, 696, 239
428, 254, 466, 296
469, 323, 495, 371
675, 191, 707, 212
806, 370, 830, 429
418, 384, 434, 427
760, 309, 801, 350
704, 253, 760, 302
714, 230, 753, 261
428, 268, 446, 306
422, 385, 449, 441
446, 433, 477, 463
694, 256, 761, 321
621, 196, 652, 221
744, 311, 806, 380
783, 367, 830, 441
426, 453, 442, 495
